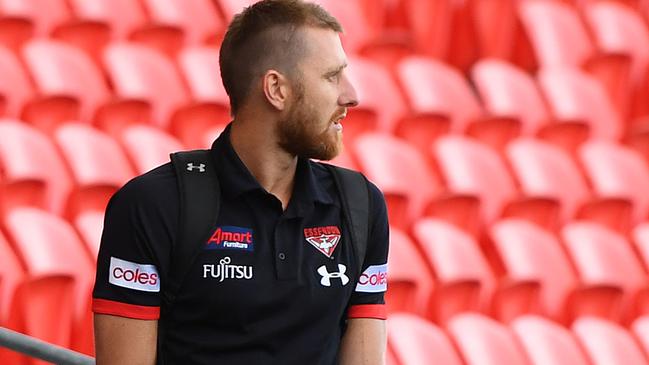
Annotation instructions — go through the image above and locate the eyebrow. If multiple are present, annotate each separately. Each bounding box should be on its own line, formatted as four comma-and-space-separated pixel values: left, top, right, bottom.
324, 63, 347, 77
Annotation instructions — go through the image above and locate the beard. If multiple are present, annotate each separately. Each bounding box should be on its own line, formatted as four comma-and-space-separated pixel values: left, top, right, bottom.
277, 89, 344, 161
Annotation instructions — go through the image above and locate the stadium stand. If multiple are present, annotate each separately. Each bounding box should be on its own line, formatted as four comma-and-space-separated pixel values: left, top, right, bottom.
573, 316, 649, 365
0, 45, 33, 118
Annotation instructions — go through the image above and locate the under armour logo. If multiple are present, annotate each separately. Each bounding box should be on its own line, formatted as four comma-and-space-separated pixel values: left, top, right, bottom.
187, 163, 206, 172
317, 264, 349, 287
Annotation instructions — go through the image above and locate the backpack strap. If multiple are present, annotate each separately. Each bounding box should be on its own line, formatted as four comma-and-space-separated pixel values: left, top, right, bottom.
326, 164, 370, 280
166, 150, 221, 307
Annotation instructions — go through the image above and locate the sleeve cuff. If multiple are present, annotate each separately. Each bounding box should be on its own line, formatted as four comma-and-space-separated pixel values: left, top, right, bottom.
347, 304, 387, 320
92, 298, 160, 320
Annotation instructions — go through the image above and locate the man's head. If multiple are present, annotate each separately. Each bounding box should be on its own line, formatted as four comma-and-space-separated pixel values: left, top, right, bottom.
220, 0, 358, 160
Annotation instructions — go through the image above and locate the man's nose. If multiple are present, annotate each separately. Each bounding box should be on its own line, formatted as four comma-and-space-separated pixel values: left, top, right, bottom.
338, 73, 359, 108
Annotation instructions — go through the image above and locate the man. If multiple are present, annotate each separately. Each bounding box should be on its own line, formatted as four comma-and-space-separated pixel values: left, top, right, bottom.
92, 0, 389, 364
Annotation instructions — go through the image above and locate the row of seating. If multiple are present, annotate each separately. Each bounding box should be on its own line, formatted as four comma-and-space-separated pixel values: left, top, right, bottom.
387, 219, 649, 326
387, 313, 649, 365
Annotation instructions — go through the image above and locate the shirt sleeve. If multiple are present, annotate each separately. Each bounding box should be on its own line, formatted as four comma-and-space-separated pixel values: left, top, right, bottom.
347, 180, 389, 320
92, 166, 177, 320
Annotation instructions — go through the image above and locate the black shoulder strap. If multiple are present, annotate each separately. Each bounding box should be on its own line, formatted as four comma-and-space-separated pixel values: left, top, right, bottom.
326, 164, 370, 279
167, 149, 221, 306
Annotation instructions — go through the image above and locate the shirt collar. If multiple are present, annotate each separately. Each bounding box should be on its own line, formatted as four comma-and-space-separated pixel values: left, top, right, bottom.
210, 123, 334, 211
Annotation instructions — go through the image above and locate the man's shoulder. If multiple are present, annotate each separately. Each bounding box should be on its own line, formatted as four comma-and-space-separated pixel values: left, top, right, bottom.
309, 160, 385, 209
111, 162, 179, 208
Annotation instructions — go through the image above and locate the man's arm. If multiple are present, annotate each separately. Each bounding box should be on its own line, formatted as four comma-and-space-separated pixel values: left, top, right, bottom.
338, 318, 387, 365
94, 314, 158, 365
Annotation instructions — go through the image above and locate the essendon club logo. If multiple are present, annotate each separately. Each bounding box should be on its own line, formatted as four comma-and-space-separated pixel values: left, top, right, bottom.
206, 226, 254, 252
304, 225, 341, 258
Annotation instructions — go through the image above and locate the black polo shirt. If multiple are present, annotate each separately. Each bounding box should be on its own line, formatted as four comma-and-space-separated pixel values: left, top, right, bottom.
92, 125, 389, 364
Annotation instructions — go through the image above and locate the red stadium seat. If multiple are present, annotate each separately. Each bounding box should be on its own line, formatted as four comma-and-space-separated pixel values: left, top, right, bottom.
412, 218, 494, 323
388, 313, 463, 365
447, 313, 531, 365
512, 315, 589, 365
538, 67, 623, 142
345, 56, 408, 147
472, 59, 550, 135
54, 122, 134, 221
386, 227, 433, 317
518, 0, 594, 69
561, 222, 648, 322
489, 219, 578, 322
0, 119, 72, 216
579, 141, 649, 227
0, 0, 70, 50
119, 124, 184, 175
177, 46, 231, 147
0, 45, 33, 118
138, 0, 224, 55
634, 223, 649, 271
398, 56, 520, 150
573, 316, 649, 365
631, 315, 649, 358
0, 230, 23, 324
584, 1, 649, 118
433, 136, 520, 225
73, 211, 104, 261
66, 0, 146, 39
506, 138, 588, 223
22, 39, 110, 132
3, 208, 95, 357
353, 133, 442, 231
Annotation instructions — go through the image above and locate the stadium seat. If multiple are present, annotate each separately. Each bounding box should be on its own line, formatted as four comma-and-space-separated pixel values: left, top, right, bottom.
388, 313, 463, 365
0, 45, 33, 118
512, 315, 590, 365
66, 0, 146, 39
472, 59, 550, 136
0, 0, 70, 51
73, 211, 104, 261
489, 219, 578, 322
505, 137, 629, 229
634, 223, 649, 270
3, 207, 95, 356
176, 46, 231, 147
353, 133, 442, 231
584, 1, 649, 118
561, 222, 648, 322
517, 0, 594, 69
54, 122, 134, 221
0, 119, 72, 216
386, 227, 433, 317
434, 135, 522, 225
470, 0, 518, 60
412, 218, 494, 323
447, 313, 530, 365
344, 56, 408, 147
0, 230, 23, 325
138, 0, 224, 55
573, 316, 648, 365
119, 124, 184, 175
538, 67, 623, 142
631, 315, 649, 358
215, 0, 257, 21
579, 141, 649, 227
22, 39, 110, 131
101, 42, 188, 136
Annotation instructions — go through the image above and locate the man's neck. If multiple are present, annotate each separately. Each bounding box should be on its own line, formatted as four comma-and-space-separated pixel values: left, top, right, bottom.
229, 116, 297, 210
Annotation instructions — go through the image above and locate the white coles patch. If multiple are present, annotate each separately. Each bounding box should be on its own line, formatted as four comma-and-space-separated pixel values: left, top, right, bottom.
109, 257, 160, 292
355, 264, 388, 293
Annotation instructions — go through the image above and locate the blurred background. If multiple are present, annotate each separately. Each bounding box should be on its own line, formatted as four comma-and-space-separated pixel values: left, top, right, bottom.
1, 0, 649, 364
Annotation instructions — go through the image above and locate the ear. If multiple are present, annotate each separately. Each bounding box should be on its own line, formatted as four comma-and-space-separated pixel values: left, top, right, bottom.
262, 70, 290, 111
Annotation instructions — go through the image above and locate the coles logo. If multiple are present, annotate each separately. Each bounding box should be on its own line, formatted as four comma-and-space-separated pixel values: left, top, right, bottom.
355, 264, 388, 293
108, 257, 160, 292
206, 226, 254, 252
304, 225, 341, 258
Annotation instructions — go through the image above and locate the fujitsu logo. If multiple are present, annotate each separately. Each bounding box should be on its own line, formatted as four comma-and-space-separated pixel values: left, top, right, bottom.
203, 257, 253, 282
